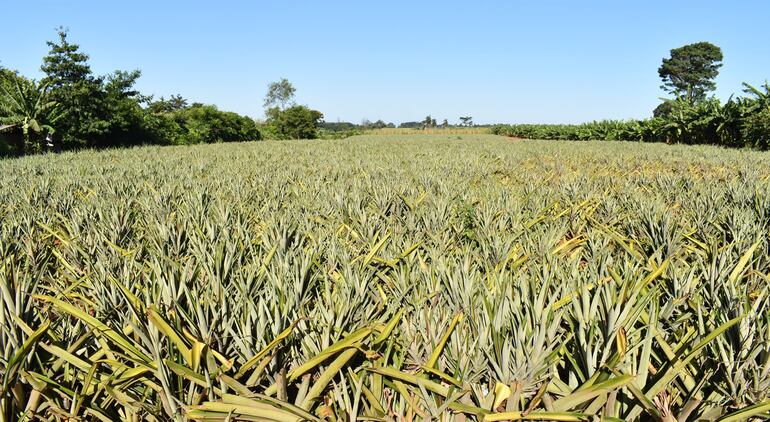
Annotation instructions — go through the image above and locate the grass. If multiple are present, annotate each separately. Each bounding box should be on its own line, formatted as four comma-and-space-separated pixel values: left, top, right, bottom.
1, 135, 769, 421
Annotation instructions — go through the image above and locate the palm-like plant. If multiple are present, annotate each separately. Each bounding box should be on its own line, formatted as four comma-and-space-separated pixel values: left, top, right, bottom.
0, 75, 60, 154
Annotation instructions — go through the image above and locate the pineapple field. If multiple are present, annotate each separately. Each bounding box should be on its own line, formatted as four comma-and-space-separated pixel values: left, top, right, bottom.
2, 134, 770, 421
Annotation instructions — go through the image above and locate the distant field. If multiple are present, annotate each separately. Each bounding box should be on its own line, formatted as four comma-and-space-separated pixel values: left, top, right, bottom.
2, 135, 769, 420
362, 127, 491, 135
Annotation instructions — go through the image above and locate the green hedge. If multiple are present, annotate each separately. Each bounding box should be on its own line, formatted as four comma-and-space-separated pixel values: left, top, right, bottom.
491, 83, 770, 150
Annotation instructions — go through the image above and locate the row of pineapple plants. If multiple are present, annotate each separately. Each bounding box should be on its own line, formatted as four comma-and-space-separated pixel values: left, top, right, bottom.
2, 137, 770, 420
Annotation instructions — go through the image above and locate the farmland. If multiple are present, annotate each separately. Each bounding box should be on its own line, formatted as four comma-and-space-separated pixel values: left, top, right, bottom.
2, 134, 770, 421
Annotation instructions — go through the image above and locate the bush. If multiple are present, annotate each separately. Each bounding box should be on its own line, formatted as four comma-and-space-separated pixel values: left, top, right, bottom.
266, 105, 323, 139
490, 120, 646, 142
742, 108, 770, 150
162, 104, 261, 145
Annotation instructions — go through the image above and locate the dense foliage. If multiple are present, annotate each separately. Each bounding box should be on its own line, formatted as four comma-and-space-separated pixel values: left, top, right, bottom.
149, 103, 261, 145
2, 135, 769, 421
263, 78, 297, 111
491, 121, 648, 142
658, 42, 723, 103
491, 82, 770, 149
0, 30, 260, 157
259, 79, 325, 140
265, 105, 324, 140
0, 75, 60, 155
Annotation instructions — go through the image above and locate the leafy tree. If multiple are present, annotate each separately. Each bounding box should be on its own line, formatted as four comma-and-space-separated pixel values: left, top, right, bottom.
0, 75, 60, 154
652, 100, 675, 118
40, 28, 107, 148
147, 94, 188, 114
370, 119, 388, 129
40, 29, 155, 150
263, 78, 296, 111
398, 121, 421, 128
97, 70, 156, 147
0, 67, 18, 92
145, 99, 260, 145
659, 42, 723, 103
422, 115, 437, 128
359, 119, 391, 129
266, 105, 323, 139
174, 104, 261, 144
321, 121, 357, 131
2, 31, 265, 155
739, 82, 770, 149
742, 108, 770, 150
262, 79, 323, 139
459, 116, 473, 126
441, 119, 449, 128
40, 28, 93, 90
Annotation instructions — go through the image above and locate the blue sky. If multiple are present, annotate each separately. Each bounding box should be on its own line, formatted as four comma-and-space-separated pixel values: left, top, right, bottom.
2, 1, 769, 124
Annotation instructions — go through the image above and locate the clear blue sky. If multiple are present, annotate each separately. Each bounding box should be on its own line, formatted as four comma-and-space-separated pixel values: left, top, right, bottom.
2, 1, 769, 124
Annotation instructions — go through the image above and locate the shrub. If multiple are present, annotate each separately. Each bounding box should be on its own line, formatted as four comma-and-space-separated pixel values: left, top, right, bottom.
167, 104, 261, 144
266, 105, 323, 139
742, 108, 770, 149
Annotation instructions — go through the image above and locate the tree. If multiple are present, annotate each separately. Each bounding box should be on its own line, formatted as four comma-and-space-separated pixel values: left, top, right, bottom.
658, 42, 723, 103
441, 119, 449, 128
739, 82, 770, 149
0, 66, 18, 92
143, 99, 261, 146
40, 29, 152, 149
97, 70, 153, 147
263, 78, 296, 111
266, 105, 323, 139
371, 119, 388, 129
40, 28, 93, 91
459, 116, 473, 126
40, 28, 107, 148
399, 121, 421, 128
263, 79, 323, 139
148, 94, 188, 114
171, 104, 261, 144
320, 121, 357, 131
0, 75, 60, 154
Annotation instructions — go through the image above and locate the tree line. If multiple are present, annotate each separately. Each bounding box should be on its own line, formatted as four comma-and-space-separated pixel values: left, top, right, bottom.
492, 42, 770, 149
0, 29, 265, 156
0, 30, 336, 156
3, 35, 768, 155
0, 28, 474, 157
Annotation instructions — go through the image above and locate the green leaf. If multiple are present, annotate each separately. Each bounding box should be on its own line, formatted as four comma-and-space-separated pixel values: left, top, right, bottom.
425, 312, 463, 370
716, 400, 770, 422
2, 320, 50, 391
286, 327, 371, 382
645, 315, 744, 398
236, 321, 298, 380
551, 375, 634, 412
36, 295, 151, 363
368, 367, 449, 397
300, 348, 358, 409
